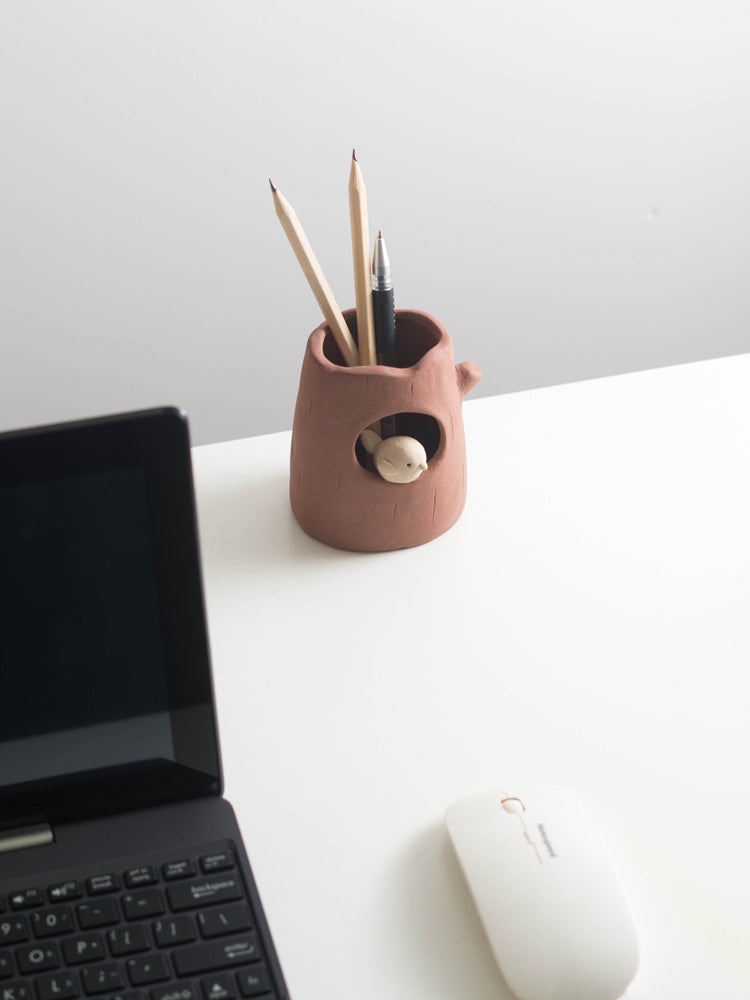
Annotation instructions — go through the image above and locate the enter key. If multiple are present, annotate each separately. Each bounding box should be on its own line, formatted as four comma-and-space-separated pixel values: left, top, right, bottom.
172, 935, 261, 976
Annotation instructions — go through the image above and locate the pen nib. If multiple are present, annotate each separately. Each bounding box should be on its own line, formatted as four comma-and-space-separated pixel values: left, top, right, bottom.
372, 228, 391, 282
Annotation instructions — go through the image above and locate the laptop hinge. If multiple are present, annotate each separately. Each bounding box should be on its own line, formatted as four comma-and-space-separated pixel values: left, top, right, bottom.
0, 819, 54, 855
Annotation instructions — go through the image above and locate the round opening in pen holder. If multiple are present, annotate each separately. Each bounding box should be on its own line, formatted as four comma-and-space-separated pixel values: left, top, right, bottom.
290, 309, 482, 552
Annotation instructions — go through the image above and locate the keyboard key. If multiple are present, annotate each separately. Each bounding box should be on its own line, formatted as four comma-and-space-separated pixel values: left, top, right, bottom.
107, 925, 150, 956
153, 918, 195, 948
151, 984, 199, 1000
200, 975, 235, 1000
16, 944, 59, 975
85, 876, 119, 897
122, 891, 164, 922
197, 906, 250, 940
32, 908, 74, 938
77, 901, 119, 930
172, 936, 261, 977
61, 935, 105, 966
126, 955, 170, 987
81, 963, 124, 996
167, 880, 242, 914
199, 856, 233, 876
0, 921, 28, 946
8, 892, 42, 912
35, 972, 79, 1000
236, 967, 271, 998
124, 868, 157, 890
0, 979, 31, 1000
47, 883, 83, 905
161, 862, 195, 882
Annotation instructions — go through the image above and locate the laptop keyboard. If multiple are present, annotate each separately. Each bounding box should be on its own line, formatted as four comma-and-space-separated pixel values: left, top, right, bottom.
0, 842, 279, 1000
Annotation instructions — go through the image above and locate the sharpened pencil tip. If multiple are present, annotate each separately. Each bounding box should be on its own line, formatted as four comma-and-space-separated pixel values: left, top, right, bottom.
352, 148, 357, 161
269, 178, 277, 193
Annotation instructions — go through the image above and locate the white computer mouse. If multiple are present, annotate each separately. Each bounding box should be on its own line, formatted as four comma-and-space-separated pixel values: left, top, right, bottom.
445, 785, 639, 1000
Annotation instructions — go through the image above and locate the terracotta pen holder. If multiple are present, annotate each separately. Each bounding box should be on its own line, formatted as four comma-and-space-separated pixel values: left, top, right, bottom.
290, 309, 481, 552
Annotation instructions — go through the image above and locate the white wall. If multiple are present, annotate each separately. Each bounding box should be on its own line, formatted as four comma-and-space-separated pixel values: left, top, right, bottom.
2, 0, 749, 445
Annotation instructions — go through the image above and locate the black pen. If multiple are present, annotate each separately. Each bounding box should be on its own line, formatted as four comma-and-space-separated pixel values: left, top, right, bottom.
372, 228, 397, 367
372, 229, 398, 437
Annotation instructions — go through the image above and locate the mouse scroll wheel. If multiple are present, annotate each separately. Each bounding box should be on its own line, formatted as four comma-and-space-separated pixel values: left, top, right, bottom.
501, 797, 526, 814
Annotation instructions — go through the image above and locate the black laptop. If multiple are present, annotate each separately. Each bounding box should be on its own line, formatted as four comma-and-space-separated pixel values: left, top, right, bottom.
0, 408, 290, 1000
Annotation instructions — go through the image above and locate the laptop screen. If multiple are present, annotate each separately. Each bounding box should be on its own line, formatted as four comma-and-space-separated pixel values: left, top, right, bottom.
0, 408, 222, 824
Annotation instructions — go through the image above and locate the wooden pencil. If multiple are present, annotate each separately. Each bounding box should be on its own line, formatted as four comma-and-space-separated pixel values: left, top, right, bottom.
348, 151, 377, 366
270, 180, 359, 367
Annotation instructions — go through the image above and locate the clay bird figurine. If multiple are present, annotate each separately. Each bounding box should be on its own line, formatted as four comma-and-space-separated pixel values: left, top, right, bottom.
359, 429, 428, 484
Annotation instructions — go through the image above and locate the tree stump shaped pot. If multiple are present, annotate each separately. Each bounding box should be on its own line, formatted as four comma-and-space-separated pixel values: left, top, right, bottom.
290, 309, 482, 552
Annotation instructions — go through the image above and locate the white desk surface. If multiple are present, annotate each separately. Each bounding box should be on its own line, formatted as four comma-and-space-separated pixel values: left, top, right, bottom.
192, 353, 750, 1000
